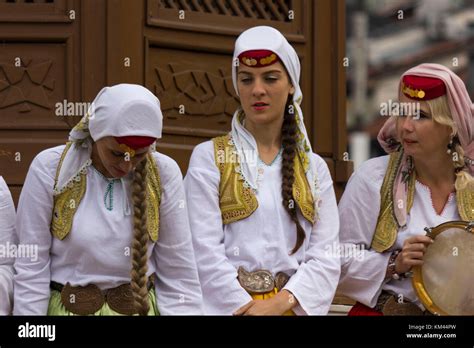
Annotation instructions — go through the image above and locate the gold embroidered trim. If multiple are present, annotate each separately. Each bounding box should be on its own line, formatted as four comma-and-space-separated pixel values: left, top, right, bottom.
371, 151, 416, 252
293, 150, 315, 224
402, 82, 426, 99
212, 134, 314, 225
51, 142, 87, 240
213, 134, 258, 224
456, 186, 474, 222
145, 154, 161, 242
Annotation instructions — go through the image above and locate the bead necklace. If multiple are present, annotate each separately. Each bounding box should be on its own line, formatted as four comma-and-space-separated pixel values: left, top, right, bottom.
258, 147, 283, 167
91, 165, 119, 211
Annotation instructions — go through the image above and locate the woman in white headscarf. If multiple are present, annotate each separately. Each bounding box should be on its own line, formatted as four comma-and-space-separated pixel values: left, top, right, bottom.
13, 84, 203, 315
184, 26, 340, 315
0, 176, 16, 315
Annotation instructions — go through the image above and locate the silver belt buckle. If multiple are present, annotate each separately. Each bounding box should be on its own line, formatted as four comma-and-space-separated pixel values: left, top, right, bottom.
237, 266, 290, 294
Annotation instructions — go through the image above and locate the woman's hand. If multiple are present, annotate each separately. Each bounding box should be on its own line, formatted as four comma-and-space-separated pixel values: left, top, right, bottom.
395, 235, 434, 274
233, 290, 297, 316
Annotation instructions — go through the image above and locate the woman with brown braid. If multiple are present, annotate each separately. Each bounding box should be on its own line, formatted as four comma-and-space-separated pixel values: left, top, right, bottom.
185, 26, 341, 315
13, 84, 203, 315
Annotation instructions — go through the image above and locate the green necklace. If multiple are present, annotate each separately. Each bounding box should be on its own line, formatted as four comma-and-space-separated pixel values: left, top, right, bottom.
258, 147, 283, 167
91, 165, 118, 211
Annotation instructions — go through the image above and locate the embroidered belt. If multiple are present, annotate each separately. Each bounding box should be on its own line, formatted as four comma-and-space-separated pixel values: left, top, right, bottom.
237, 266, 290, 294
375, 291, 432, 316
50, 279, 154, 316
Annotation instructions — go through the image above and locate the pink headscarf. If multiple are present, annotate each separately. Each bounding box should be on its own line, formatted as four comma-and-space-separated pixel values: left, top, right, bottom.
377, 63, 474, 227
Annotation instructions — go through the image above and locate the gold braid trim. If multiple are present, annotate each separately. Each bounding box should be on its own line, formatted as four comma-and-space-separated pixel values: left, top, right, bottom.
212, 134, 314, 225
456, 186, 474, 221
293, 150, 315, 224
145, 154, 161, 242
213, 134, 258, 224
371, 151, 416, 252
51, 142, 87, 240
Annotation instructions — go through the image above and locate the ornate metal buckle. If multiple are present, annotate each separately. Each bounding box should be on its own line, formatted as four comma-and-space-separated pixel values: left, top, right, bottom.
237, 266, 290, 294
106, 284, 137, 315
274, 272, 290, 291
238, 266, 274, 294
60, 282, 105, 315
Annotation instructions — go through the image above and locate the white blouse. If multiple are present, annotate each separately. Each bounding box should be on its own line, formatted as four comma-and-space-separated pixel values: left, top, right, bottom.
0, 176, 16, 315
13, 145, 203, 315
184, 140, 341, 315
337, 155, 460, 309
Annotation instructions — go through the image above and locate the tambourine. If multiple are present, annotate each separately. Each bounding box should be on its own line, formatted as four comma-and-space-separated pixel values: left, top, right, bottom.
412, 220, 474, 315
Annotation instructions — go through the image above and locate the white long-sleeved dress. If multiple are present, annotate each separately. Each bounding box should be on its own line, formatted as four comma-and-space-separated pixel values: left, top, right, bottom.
337, 156, 460, 309
184, 140, 341, 315
0, 176, 16, 315
13, 145, 203, 315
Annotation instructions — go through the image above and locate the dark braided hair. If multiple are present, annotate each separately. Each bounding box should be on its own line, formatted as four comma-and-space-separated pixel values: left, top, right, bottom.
281, 95, 305, 254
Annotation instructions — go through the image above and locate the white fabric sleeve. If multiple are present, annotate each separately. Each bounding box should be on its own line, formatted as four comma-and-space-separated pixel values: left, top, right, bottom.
13, 149, 59, 315
0, 176, 17, 315
283, 156, 341, 315
337, 158, 391, 308
151, 154, 204, 315
184, 142, 252, 315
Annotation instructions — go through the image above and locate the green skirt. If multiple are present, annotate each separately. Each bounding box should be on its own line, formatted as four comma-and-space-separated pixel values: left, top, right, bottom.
47, 288, 159, 316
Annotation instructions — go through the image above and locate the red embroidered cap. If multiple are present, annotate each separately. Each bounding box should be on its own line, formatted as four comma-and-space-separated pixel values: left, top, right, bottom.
238, 49, 280, 68
115, 136, 156, 150
401, 75, 447, 100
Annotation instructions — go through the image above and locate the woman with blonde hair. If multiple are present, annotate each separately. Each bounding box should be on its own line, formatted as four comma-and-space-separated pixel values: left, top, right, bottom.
338, 63, 473, 315
185, 26, 341, 315
13, 84, 203, 315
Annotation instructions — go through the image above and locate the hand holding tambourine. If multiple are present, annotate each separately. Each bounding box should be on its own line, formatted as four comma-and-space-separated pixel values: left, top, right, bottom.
412, 220, 474, 315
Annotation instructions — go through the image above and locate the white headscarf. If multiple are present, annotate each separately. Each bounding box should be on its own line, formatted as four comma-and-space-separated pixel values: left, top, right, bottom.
54, 84, 163, 195
230, 26, 320, 212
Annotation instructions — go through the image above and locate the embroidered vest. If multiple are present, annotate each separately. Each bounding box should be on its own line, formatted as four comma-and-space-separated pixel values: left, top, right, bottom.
51, 142, 162, 242
212, 134, 315, 225
371, 151, 474, 252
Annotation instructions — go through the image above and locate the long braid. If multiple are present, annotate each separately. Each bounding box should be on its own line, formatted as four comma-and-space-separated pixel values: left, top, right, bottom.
130, 160, 150, 316
281, 95, 306, 254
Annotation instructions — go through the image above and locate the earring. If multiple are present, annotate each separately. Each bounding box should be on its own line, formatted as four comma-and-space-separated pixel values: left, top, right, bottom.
447, 135, 460, 155
447, 137, 455, 154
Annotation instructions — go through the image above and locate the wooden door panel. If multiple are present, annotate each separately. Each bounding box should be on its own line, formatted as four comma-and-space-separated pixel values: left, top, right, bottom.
0, 130, 69, 185
0, 43, 71, 129
0, 0, 74, 23
146, 0, 305, 37
147, 47, 238, 135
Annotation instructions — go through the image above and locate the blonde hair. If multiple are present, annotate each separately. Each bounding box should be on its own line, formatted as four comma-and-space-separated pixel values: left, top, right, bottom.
426, 95, 474, 191
130, 160, 150, 316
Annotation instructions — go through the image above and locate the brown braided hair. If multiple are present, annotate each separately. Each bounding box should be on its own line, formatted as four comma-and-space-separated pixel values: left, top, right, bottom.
130, 159, 150, 316
281, 95, 306, 254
